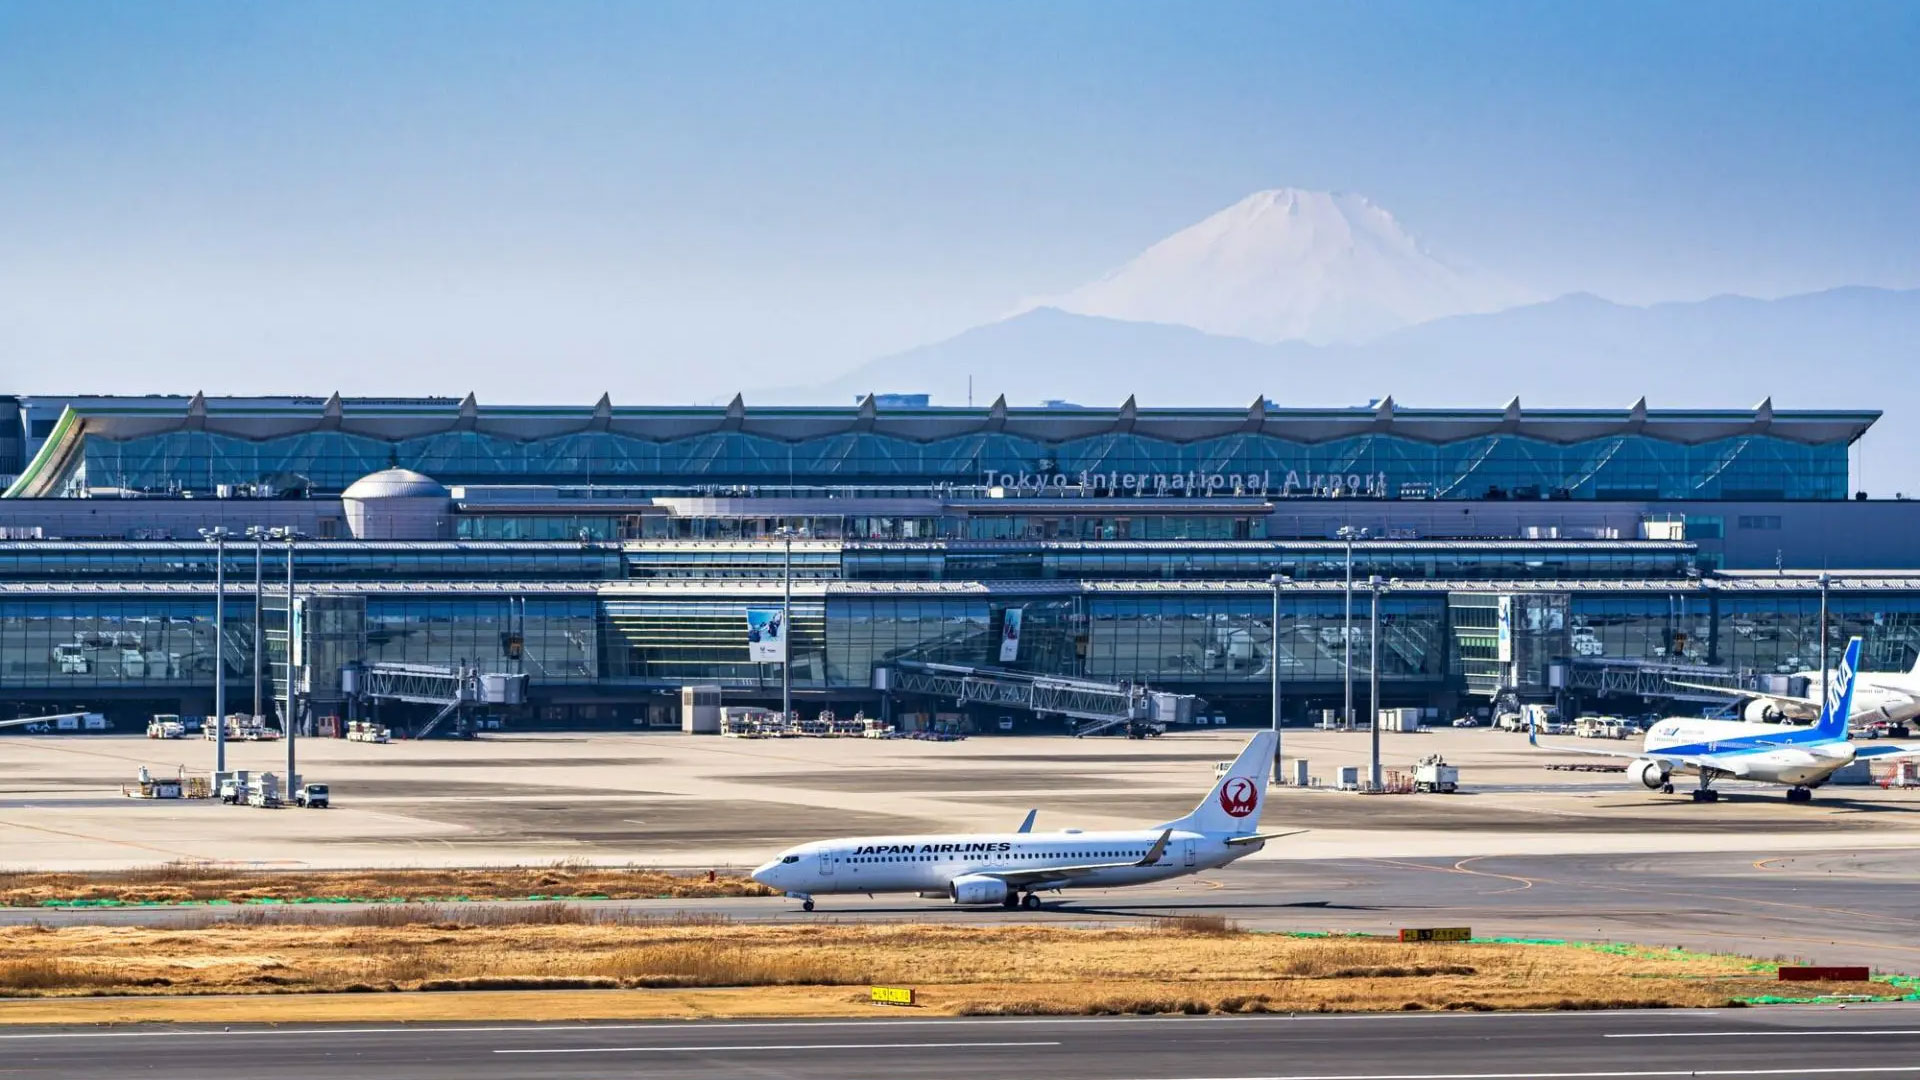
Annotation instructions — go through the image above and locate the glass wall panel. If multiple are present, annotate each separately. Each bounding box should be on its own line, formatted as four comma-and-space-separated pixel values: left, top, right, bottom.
71, 429, 1848, 500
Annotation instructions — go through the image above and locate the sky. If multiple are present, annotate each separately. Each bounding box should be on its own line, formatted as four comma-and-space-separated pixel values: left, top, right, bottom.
1, 0, 1917, 402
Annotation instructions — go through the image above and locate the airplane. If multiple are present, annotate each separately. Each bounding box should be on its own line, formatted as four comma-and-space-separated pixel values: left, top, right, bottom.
751, 730, 1298, 911
1667, 651, 1920, 727
1530, 636, 1920, 803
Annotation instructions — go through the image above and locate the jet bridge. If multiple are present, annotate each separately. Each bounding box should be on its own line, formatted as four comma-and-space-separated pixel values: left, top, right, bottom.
349, 662, 527, 739
886, 660, 1197, 735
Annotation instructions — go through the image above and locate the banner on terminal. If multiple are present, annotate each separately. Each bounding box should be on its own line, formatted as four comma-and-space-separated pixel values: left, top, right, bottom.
745, 608, 787, 663
999, 606, 1024, 663
982, 468, 1389, 498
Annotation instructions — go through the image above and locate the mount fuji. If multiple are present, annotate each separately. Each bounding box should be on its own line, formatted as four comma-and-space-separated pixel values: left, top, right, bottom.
1036, 188, 1532, 344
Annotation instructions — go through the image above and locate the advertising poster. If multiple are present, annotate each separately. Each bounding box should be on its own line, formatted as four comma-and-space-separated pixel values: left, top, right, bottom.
746, 608, 787, 663
999, 606, 1024, 663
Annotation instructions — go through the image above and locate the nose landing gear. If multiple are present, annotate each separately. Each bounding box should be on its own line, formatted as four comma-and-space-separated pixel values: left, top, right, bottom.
785, 891, 816, 912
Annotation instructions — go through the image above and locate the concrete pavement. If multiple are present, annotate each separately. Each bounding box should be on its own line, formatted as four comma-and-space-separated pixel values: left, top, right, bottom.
8, 1006, 1920, 1079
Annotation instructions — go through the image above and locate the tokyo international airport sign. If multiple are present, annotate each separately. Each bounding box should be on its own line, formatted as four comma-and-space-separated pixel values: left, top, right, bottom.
983, 468, 1390, 498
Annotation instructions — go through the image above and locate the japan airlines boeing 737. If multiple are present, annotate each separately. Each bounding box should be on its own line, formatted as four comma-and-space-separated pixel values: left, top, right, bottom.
751, 730, 1295, 910
1530, 637, 1920, 802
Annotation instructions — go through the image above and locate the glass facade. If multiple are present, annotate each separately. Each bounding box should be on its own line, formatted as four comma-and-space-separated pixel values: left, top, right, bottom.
0, 598, 246, 689
1570, 595, 1920, 675
0, 542, 621, 582
5, 587, 1920, 701
64, 429, 1850, 501
1086, 595, 1447, 686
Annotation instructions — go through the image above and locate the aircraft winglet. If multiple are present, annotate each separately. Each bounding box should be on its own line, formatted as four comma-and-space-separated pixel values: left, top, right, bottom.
1137, 829, 1172, 866
1016, 809, 1037, 834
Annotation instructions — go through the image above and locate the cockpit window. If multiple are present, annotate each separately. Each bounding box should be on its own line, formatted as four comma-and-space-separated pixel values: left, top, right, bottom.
781, 855, 800, 864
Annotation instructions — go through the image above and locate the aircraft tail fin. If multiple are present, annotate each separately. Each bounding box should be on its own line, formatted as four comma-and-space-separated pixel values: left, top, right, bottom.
1910, 648, 1920, 678
1160, 730, 1276, 836
1818, 636, 1863, 739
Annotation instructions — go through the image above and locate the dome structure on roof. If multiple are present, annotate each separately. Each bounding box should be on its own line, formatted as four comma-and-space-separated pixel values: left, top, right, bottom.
341, 468, 452, 540
342, 468, 449, 501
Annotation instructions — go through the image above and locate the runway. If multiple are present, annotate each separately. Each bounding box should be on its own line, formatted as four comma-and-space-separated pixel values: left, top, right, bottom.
8, 1007, 1920, 1079
11, 848, 1920, 970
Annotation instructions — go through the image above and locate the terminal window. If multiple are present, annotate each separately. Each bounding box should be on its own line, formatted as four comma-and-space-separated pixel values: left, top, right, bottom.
1736, 515, 1783, 531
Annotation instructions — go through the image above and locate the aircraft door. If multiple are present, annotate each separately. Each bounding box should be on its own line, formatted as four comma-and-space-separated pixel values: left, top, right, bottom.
819, 848, 836, 877
1182, 839, 1196, 867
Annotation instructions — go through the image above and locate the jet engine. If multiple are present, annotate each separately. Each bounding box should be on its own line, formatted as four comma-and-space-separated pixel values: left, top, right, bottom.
1628, 758, 1670, 790
948, 874, 1010, 905
1744, 699, 1787, 724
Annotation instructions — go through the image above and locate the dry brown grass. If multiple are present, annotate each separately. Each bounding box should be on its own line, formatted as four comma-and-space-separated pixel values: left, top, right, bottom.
0, 919, 1853, 1020
0, 863, 771, 906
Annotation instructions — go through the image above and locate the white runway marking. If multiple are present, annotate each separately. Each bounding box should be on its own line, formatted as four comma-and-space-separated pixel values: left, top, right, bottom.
0, 1011, 1729, 1040
492, 1039, 1060, 1055
1105, 1060, 1920, 1068
1606, 1029, 1920, 1038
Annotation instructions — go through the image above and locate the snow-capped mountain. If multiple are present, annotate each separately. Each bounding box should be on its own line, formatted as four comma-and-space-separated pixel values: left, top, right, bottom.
1039, 188, 1532, 344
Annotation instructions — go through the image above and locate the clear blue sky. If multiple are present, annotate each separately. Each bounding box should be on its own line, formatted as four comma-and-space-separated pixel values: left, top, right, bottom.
2, 0, 1916, 400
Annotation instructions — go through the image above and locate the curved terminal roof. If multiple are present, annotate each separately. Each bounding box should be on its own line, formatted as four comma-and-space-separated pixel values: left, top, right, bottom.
5, 392, 1880, 498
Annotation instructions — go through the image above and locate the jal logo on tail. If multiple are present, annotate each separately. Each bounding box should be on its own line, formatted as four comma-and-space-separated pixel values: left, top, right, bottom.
1219, 776, 1259, 818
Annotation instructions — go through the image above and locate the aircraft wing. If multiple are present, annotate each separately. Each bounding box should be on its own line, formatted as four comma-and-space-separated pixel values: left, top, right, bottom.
1526, 718, 1755, 777
1853, 744, 1920, 761
0, 713, 85, 731
1663, 680, 1819, 719
980, 829, 1171, 887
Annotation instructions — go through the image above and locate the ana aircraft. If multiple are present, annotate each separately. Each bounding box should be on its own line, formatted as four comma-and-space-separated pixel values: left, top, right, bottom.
1531, 636, 1920, 802
751, 730, 1295, 910
1668, 652, 1920, 727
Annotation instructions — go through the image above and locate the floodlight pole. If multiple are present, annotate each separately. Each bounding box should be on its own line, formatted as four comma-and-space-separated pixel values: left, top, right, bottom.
782, 527, 793, 723
1818, 571, 1831, 698
202, 528, 228, 772
1269, 573, 1288, 783
1368, 575, 1384, 791
284, 531, 298, 789
251, 529, 264, 720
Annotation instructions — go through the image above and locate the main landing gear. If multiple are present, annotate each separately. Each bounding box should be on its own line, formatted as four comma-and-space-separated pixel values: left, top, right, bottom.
1689, 788, 1720, 803
1786, 786, 1815, 803
1002, 892, 1044, 911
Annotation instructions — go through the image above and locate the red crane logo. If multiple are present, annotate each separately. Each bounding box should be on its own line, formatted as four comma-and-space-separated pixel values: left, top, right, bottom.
1219, 776, 1259, 818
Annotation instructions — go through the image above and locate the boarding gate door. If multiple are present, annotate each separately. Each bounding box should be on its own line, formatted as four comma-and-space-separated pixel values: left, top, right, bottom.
1183, 839, 1196, 868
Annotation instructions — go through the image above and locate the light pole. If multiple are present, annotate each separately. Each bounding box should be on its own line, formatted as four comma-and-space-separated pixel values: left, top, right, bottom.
1818, 571, 1831, 697
1367, 574, 1386, 791
199, 527, 229, 773
777, 525, 795, 722
271, 528, 301, 789
248, 527, 265, 721
1338, 526, 1368, 730
1268, 572, 1290, 782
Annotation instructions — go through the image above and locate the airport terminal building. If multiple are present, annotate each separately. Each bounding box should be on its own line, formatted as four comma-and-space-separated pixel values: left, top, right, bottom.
1, 393, 1917, 729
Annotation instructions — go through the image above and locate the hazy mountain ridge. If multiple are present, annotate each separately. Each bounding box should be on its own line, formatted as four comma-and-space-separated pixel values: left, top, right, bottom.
779, 286, 1918, 487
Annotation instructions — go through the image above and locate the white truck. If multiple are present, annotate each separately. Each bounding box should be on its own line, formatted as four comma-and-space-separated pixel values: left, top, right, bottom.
1413, 754, 1459, 793
294, 783, 329, 809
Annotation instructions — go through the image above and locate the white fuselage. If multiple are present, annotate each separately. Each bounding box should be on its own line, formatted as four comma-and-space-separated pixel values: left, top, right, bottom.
751, 828, 1253, 898
1643, 718, 1857, 786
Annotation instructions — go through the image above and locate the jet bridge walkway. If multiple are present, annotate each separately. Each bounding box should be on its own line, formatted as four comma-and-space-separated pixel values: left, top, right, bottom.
352, 662, 528, 739
886, 660, 1197, 735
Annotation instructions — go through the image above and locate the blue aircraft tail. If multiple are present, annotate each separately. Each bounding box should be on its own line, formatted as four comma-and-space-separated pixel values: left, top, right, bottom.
1816, 636, 1863, 739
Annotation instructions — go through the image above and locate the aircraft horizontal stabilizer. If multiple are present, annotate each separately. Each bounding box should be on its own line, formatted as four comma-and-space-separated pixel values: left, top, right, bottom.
1224, 829, 1307, 846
